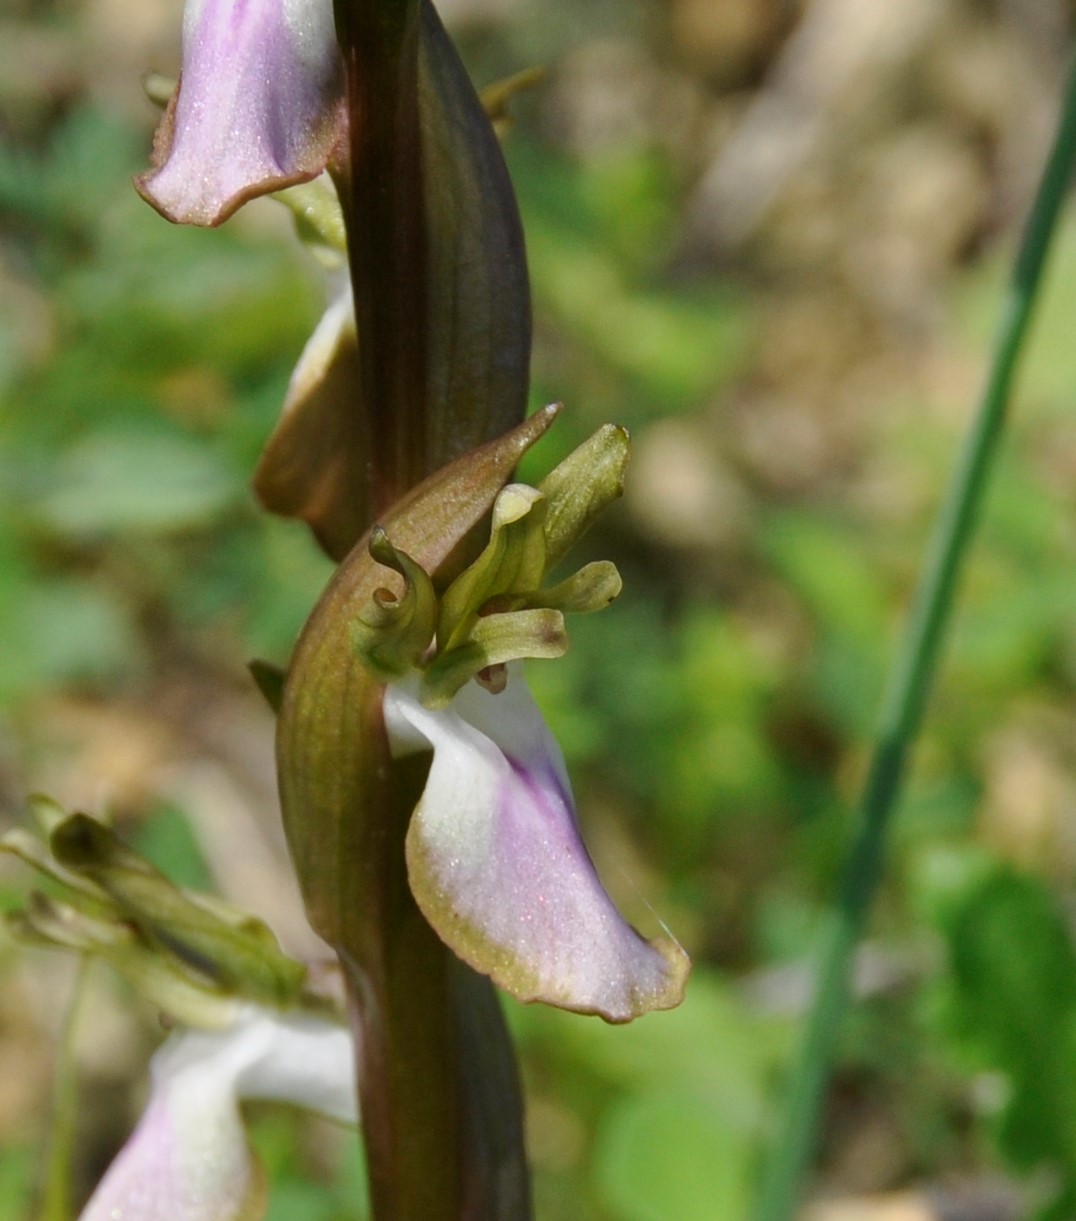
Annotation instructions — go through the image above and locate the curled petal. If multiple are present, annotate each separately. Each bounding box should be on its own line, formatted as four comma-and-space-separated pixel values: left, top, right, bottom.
385, 670, 689, 1023
80, 1007, 356, 1221
137, 0, 345, 226
253, 291, 373, 559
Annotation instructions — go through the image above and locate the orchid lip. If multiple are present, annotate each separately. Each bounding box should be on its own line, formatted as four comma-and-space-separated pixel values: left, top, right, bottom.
385, 667, 690, 1023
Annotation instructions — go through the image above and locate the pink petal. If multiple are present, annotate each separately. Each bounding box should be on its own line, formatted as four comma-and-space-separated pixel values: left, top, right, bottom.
385, 670, 689, 1023
137, 0, 345, 226
79, 1007, 356, 1221
79, 1042, 257, 1221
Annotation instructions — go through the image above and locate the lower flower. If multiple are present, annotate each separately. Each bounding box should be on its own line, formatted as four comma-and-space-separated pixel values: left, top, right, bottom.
79, 1005, 356, 1221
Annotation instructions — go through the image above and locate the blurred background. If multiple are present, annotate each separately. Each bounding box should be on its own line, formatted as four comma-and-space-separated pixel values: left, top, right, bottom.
3, 0, 1076, 1218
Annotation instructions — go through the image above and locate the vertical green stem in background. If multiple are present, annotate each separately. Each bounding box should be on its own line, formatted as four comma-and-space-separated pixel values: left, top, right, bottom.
38, 959, 89, 1221
755, 54, 1076, 1221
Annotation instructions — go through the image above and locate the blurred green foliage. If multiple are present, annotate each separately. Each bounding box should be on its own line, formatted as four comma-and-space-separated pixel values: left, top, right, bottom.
0, 108, 334, 706
2, 18, 1076, 1221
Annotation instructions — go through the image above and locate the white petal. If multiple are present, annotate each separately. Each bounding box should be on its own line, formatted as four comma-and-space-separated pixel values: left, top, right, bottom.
79, 1031, 258, 1221
232, 1007, 357, 1123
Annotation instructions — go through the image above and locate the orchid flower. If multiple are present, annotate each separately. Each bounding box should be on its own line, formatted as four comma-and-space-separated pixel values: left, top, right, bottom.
2, 803, 357, 1221
338, 425, 691, 1023
137, 0, 345, 226
79, 1004, 356, 1221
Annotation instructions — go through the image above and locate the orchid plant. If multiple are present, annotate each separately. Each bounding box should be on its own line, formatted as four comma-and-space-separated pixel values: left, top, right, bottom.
5, 0, 689, 1218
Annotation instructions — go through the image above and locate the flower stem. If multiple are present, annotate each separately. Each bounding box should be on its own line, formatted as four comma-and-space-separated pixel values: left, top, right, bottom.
340, 753, 531, 1221
755, 53, 1076, 1221
38, 958, 90, 1221
335, 0, 428, 514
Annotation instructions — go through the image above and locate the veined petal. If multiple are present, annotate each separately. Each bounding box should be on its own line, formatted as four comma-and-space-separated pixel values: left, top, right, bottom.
137, 0, 345, 226
384, 669, 689, 1023
80, 1006, 356, 1221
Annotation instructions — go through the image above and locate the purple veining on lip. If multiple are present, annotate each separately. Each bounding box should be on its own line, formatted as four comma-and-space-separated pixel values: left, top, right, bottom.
137, 0, 344, 226
385, 668, 689, 1021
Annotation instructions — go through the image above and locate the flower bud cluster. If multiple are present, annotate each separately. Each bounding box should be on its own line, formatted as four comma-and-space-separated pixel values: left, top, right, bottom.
3, 797, 313, 1027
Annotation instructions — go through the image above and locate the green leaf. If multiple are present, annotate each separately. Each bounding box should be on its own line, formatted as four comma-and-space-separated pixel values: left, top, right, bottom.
39, 431, 237, 537
937, 866, 1076, 1172
595, 1088, 753, 1221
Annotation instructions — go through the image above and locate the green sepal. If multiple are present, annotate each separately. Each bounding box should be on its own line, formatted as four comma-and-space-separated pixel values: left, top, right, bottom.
1, 827, 104, 904
479, 66, 544, 138
421, 608, 568, 708
8, 893, 244, 1028
5, 807, 310, 1017
528, 560, 623, 614
538, 424, 630, 570
272, 175, 347, 257
351, 528, 438, 679
12, 891, 129, 952
27, 793, 66, 836
437, 484, 548, 653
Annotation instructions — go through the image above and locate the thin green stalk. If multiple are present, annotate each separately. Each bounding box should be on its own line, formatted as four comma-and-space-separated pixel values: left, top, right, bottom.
38, 958, 90, 1221
755, 53, 1076, 1221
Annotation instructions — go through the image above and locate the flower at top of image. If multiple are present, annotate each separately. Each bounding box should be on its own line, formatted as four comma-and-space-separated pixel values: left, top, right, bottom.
137, 0, 345, 226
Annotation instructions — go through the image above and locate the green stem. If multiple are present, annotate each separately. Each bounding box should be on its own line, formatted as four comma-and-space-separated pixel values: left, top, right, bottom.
38, 958, 90, 1221
755, 53, 1076, 1221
